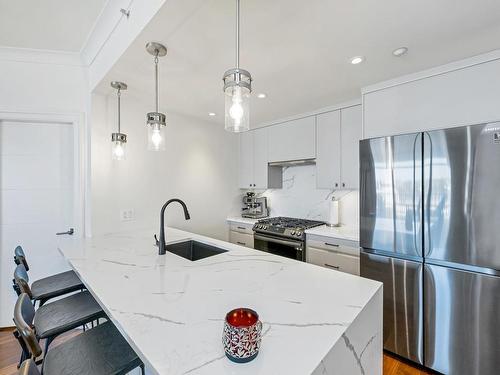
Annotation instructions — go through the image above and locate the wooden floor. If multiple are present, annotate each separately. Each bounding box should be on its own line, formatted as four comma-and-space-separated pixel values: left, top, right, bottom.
1, 327, 432, 375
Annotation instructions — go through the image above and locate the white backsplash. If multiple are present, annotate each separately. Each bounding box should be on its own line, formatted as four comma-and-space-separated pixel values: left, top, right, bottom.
261, 165, 359, 228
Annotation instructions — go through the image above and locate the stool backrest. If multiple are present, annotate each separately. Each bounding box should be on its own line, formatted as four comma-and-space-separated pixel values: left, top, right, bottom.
13, 264, 32, 299
13, 293, 42, 358
18, 359, 41, 375
14, 245, 30, 271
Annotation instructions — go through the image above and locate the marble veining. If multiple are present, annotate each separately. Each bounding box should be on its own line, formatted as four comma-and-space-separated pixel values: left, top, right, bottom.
58, 227, 381, 375
260, 165, 359, 228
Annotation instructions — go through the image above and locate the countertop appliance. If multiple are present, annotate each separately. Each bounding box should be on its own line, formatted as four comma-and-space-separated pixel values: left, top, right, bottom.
360, 122, 500, 375
253, 217, 324, 261
242, 192, 269, 219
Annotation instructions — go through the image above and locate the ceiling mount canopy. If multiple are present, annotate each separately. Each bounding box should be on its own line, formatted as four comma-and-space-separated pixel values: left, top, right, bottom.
146, 42, 168, 151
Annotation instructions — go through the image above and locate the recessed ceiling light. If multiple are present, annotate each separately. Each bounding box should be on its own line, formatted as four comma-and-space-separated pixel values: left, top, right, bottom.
208, 112, 216, 117
257, 93, 267, 99
393, 47, 408, 57
350, 56, 364, 65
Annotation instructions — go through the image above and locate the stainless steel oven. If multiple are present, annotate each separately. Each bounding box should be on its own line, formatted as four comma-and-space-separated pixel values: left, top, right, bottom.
254, 233, 305, 261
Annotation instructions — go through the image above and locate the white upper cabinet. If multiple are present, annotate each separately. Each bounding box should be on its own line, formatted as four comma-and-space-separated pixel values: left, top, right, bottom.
316, 105, 362, 189
363, 57, 500, 138
340, 105, 362, 189
238, 131, 254, 189
238, 127, 269, 189
268, 117, 316, 162
253, 127, 268, 189
316, 110, 341, 189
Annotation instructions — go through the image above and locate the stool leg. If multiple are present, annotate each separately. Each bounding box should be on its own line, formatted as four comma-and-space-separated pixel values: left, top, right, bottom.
140, 364, 145, 375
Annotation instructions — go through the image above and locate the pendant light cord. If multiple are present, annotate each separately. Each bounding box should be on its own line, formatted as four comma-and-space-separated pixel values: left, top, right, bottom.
236, 0, 240, 69
117, 88, 121, 133
154, 52, 159, 113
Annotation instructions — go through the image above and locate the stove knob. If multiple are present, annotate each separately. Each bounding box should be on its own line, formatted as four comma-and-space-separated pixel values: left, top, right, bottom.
296, 231, 302, 236
259, 225, 263, 229
291, 231, 296, 235
263, 226, 268, 230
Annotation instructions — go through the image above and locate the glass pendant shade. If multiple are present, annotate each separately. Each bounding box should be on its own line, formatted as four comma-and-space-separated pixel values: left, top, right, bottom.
147, 112, 166, 151
111, 134, 126, 160
224, 84, 250, 132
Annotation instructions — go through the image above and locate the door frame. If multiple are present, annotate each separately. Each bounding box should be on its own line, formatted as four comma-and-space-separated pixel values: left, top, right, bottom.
0, 109, 90, 237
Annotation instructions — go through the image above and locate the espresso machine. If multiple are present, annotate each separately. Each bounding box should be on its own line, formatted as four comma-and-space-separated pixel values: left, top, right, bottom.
242, 192, 269, 219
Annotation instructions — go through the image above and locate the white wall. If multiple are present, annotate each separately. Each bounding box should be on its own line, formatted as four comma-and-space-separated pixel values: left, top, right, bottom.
363, 50, 500, 138
261, 165, 359, 228
0, 52, 88, 327
91, 93, 241, 241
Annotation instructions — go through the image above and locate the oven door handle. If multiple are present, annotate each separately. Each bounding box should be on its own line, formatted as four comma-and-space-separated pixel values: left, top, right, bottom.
254, 234, 302, 248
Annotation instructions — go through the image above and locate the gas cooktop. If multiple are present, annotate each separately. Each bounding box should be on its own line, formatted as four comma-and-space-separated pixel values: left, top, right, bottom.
253, 217, 325, 239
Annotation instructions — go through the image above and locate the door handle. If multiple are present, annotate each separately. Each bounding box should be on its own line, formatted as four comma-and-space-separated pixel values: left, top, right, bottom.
236, 241, 246, 246
56, 228, 74, 236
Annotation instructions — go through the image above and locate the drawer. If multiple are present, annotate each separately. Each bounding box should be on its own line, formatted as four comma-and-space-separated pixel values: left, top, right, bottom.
229, 222, 254, 235
229, 231, 254, 248
307, 246, 359, 275
306, 236, 359, 256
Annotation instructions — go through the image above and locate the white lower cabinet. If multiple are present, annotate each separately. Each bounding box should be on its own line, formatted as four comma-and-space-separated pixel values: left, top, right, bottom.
229, 231, 254, 248
307, 247, 359, 275
306, 235, 360, 275
228, 221, 255, 248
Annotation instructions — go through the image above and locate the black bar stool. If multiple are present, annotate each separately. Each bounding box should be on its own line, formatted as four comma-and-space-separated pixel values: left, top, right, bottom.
13, 246, 84, 307
16, 319, 145, 375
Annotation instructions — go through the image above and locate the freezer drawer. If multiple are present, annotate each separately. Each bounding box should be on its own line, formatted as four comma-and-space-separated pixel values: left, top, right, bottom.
360, 251, 423, 364
424, 264, 500, 375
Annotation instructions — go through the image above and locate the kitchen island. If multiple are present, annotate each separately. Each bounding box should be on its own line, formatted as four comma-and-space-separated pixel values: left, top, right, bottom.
57, 228, 382, 375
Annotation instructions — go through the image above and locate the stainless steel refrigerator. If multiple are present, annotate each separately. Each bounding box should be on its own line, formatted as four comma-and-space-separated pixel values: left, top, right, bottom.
360, 123, 500, 375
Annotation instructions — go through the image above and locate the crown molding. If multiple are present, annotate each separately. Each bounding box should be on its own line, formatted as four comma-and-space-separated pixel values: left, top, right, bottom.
0, 46, 83, 66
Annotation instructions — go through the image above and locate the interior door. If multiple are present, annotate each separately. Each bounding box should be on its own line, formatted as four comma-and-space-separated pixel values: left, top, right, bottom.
0, 120, 75, 327
360, 251, 423, 365
424, 264, 500, 374
360, 133, 423, 259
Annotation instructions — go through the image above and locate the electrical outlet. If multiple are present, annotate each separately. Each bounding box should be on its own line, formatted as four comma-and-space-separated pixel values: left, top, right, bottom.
120, 209, 135, 222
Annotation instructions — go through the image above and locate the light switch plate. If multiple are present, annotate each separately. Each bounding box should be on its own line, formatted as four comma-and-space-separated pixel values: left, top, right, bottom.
120, 209, 135, 221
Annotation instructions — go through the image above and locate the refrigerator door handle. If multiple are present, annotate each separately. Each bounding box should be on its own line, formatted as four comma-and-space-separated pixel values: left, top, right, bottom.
413, 133, 420, 256
424, 132, 433, 257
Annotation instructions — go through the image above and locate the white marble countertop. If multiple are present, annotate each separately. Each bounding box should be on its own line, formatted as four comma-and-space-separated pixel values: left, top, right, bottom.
226, 216, 260, 225
305, 225, 359, 242
58, 228, 380, 375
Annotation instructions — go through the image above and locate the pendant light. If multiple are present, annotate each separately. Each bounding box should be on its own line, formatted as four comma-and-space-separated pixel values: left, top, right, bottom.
145, 42, 167, 151
110, 81, 128, 160
223, 0, 252, 132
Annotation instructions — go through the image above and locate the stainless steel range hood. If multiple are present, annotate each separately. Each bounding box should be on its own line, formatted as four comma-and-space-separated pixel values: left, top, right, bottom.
268, 158, 316, 167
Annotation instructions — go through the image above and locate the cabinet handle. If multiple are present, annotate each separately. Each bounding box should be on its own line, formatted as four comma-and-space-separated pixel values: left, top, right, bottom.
237, 226, 246, 230
342, 183, 345, 187
335, 183, 338, 187
324, 242, 340, 247
236, 241, 246, 246
324, 263, 340, 270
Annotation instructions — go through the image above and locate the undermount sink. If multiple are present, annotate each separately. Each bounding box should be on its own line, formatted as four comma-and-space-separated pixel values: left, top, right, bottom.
166, 240, 228, 261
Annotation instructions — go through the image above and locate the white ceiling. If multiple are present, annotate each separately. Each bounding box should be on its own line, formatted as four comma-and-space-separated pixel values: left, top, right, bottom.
0, 0, 107, 52
98, 0, 500, 126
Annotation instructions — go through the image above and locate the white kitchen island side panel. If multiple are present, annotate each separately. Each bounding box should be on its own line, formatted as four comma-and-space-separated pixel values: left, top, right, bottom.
312, 287, 382, 375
